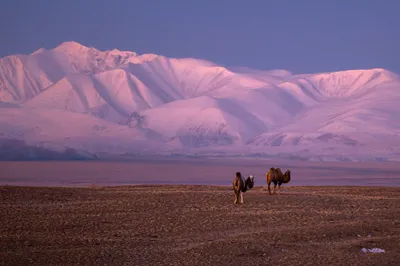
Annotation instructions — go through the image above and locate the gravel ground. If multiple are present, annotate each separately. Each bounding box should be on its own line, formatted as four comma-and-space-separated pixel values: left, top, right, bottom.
1, 185, 399, 265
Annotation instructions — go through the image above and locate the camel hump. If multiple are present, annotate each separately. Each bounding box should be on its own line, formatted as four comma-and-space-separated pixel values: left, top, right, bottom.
269, 167, 275, 172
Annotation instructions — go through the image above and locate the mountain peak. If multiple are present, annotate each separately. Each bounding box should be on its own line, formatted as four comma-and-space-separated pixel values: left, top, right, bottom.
107, 48, 137, 57
31, 47, 47, 55
53, 41, 91, 53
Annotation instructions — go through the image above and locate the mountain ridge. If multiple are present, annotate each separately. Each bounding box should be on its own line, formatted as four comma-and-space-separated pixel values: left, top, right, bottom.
1, 41, 400, 161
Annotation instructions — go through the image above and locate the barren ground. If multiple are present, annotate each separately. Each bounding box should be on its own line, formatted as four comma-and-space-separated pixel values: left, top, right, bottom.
1, 185, 399, 266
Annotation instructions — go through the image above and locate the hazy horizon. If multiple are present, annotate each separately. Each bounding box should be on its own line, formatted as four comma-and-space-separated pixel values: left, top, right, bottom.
1, 0, 399, 74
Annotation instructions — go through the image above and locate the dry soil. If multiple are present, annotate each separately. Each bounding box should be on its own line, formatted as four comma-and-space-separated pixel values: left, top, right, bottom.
1, 185, 399, 265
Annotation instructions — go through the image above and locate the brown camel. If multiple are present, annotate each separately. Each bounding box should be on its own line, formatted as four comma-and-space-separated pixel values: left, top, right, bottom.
266, 167, 291, 195
232, 172, 255, 204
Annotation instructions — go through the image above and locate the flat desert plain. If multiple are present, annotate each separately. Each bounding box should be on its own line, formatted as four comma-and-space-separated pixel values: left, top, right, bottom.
1, 185, 400, 265
1, 159, 400, 265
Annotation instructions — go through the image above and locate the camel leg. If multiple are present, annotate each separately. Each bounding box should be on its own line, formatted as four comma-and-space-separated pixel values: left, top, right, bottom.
277, 181, 281, 195
273, 183, 277, 195
240, 191, 244, 204
234, 190, 238, 204
267, 182, 272, 195
236, 190, 241, 204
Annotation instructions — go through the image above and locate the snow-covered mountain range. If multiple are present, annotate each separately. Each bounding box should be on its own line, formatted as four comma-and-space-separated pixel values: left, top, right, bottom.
1, 41, 400, 161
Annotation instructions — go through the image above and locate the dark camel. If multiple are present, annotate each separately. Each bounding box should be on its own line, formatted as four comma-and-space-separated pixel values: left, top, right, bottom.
232, 172, 255, 204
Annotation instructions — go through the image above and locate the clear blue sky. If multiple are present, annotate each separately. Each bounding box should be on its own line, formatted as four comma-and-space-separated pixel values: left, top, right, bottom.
1, 0, 399, 74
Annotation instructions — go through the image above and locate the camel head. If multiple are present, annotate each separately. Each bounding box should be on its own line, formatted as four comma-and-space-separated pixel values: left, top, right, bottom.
283, 170, 291, 183
246, 175, 255, 189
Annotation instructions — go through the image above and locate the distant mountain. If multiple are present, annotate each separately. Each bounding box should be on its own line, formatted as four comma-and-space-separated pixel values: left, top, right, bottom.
1, 41, 400, 161
0, 138, 98, 160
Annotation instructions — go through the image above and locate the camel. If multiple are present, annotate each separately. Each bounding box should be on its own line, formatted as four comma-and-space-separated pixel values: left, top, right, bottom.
266, 167, 291, 195
232, 172, 255, 204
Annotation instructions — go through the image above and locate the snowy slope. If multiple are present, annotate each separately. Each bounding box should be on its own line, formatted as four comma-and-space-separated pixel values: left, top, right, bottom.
143, 96, 268, 146
248, 79, 400, 157
1, 41, 400, 161
0, 106, 163, 154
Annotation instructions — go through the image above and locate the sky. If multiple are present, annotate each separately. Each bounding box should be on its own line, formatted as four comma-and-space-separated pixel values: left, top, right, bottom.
1, 0, 399, 74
